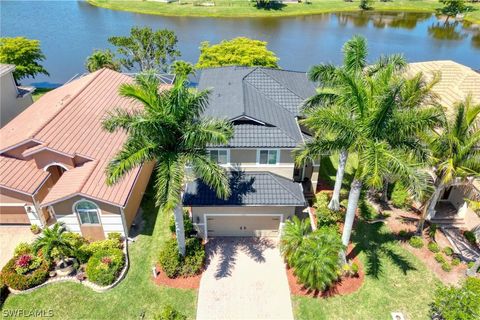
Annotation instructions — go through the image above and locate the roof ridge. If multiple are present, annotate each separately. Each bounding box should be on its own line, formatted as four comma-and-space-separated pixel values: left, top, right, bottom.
30, 69, 106, 140
266, 171, 304, 203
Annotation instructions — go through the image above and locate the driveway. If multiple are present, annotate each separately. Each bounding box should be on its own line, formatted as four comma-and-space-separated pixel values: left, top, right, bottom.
196, 237, 293, 320
0, 226, 36, 268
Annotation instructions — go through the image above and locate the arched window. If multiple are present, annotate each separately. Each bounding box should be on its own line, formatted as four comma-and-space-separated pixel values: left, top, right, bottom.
75, 200, 100, 225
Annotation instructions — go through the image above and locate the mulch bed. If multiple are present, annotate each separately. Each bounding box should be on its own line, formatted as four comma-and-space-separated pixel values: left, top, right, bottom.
287, 246, 365, 298
153, 265, 201, 290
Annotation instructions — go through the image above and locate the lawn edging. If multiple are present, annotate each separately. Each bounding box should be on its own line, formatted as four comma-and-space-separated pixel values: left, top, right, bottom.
7, 239, 130, 295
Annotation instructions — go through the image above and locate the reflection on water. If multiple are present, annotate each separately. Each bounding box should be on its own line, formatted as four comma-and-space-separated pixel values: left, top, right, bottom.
1, 1, 479, 85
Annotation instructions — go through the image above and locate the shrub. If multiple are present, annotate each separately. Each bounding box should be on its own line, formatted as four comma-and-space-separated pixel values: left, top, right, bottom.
451, 258, 461, 266
408, 236, 424, 248
85, 248, 124, 286
441, 263, 452, 272
293, 226, 344, 291
158, 238, 205, 278
30, 224, 41, 233
435, 253, 446, 264
280, 216, 311, 266
464, 231, 477, 246
351, 262, 359, 275
107, 232, 123, 242
84, 239, 122, 257
342, 261, 360, 277
443, 247, 454, 256
398, 229, 409, 239
359, 200, 378, 220
430, 277, 480, 320
467, 261, 475, 269
1, 257, 50, 290
428, 242, 440, 253
429, 223, 438, 240
14, 242, 33, 256
158, 239, 182, 278
313, 191, 343, 227
154, 305, 187, 320
391, 182, 412, 209
63, 232, 90, 263
169, 210, 194, 236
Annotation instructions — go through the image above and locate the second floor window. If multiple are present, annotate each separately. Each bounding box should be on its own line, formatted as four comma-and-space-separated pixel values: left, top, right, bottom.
258, 149, 279, 165
208, 149, 229, 165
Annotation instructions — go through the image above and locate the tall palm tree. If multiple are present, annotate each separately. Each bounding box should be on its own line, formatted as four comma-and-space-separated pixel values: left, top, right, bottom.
417, 97, 480, 233
297, 62, 441, 263
305, 35, 406, 211
33, 222, 73, 266
103, 72, 233, 255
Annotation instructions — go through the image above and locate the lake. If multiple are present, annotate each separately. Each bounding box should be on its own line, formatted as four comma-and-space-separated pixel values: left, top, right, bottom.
1, 0, 479, 86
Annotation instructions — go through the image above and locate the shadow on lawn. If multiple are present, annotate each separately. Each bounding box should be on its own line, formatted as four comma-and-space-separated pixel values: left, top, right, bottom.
205, 237, 275, 279
349, 220, 417, 278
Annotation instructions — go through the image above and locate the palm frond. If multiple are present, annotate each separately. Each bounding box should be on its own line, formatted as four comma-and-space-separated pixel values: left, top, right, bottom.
190, 154, 231, 200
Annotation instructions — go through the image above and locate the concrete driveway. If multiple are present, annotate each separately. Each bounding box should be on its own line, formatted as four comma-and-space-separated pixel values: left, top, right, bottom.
0, 226, 36, 268
196, 237, 293, 320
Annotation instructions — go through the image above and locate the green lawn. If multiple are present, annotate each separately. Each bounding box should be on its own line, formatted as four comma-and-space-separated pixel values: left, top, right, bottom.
32, 88, 53, 101
87, 0, 480, 23
1, 186, 197, 319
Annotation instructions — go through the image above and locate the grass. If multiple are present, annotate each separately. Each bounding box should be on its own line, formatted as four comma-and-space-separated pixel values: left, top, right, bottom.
87, 0, 480, 23
32, 88, 53, 101
0, 185, 197, 320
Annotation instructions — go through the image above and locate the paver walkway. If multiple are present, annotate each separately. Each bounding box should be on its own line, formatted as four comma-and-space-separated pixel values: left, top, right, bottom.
196, 237, 293, 320
0, 226, 36, 268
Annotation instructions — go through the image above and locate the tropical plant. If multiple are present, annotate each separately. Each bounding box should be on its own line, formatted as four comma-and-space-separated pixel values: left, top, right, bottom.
170, 60, 195, 78
85, 248, 125, 286
0, 37, 49, 80
409, 236, 424, 248
304, 35, 407, 212
280, 216, 311, 266
154, 305, 187, 320
85, 49, 121, 72
1, 257, 49, 290
108, 27, 180, 72
103, 72, 233, 255
417, 97, 480, 232
293, 226, 344, 291
33, 222, 74, 266
430, 277, 480, 320
297, 37, 441, 263
391, 182, 412, 208
196, 37, 278, 69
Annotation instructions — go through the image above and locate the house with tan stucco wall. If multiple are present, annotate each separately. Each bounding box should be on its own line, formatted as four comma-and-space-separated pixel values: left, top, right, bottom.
0, 68, 161, 240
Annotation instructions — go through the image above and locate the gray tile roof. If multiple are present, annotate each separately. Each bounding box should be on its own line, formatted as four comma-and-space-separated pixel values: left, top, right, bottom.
197, 66, 316, 148
183, 171, 306, 206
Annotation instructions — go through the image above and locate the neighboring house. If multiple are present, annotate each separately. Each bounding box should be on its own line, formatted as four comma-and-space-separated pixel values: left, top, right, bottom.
183, 66, 318, 239
0, 68, 162, 241
0, 64, 35, 127
406, 60, 480, 227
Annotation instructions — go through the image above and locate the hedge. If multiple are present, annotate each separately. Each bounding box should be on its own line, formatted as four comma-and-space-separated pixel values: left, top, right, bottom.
158, 238, 205, 278
86, 248, 125, 286
1, 257, 50, 290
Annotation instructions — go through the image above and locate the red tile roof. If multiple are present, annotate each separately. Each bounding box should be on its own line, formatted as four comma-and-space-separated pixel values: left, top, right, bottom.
0, 157, 49, 195
0, 68, 158, 207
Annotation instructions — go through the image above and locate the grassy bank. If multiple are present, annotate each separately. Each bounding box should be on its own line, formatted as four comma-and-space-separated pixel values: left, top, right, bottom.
32, 88, 53, 102
1, 186, 197, 319
87, 0, 480, 23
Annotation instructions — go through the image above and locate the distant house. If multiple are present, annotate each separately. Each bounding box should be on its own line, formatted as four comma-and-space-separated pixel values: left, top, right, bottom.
183, 66, 318, 239
0, 64, 34, 127
406, 60, 480, 228
0, 68, 162, 240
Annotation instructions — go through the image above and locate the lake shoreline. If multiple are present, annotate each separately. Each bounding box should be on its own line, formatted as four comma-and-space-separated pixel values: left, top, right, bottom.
86, 0, 480, 24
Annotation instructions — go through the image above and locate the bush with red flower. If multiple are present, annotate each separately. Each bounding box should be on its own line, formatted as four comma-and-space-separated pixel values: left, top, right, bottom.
14, 254, 42, 275
1, 254, 50, 290
86, 248, 124, 286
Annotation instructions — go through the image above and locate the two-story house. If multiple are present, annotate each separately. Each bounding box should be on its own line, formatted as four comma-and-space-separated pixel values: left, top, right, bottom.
0, 64, 35, 127
182, 66, 318, 239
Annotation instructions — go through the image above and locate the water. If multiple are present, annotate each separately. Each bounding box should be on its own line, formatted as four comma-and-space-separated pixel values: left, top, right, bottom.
1, 0, 479, 86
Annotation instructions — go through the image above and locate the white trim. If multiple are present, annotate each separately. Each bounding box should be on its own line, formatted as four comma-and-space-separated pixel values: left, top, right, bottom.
256, 149, 280, 166
72, 199, 102, 226
206, 148, 230, 165
120, 208, 129, 237
203, 213, 284, 241
43, 162, 69, 172
24, 146, 75, 159
0, 203, 27, 206
230, 115, 266, 125
0, 139, 43, 155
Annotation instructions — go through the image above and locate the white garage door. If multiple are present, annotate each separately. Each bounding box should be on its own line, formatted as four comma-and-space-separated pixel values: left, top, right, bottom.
206, 215, 281, 237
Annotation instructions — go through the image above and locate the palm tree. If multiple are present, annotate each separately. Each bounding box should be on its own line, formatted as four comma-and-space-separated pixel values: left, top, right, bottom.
297, 62, 442, 263
103, 72, 233, 256
417, 97, 480, 233
85, 49, 121, 72
280, 216, 311, 266
33, 222, 73, 266
305, 35, 406, 211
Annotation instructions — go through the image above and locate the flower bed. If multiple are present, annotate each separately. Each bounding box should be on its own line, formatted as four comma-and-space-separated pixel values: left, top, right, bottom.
1, 255, 50, 291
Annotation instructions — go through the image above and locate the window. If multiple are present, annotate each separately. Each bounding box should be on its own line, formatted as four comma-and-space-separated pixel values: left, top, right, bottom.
75, 200, 100, 224
208, 149, 229, 165
258, 149, 279, 165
